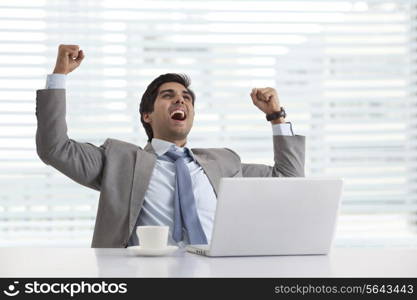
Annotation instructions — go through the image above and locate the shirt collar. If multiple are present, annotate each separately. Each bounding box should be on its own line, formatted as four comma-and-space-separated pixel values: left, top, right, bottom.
151, 138, 196, 160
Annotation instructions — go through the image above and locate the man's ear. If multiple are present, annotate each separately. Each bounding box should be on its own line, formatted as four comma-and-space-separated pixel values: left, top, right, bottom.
143, 112, 152, 124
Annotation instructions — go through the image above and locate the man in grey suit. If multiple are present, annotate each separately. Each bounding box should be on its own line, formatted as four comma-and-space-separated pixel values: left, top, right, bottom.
36, 44, 305, 248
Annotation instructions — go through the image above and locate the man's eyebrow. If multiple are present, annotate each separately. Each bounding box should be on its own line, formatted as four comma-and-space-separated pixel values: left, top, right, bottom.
159, 89, 191, 95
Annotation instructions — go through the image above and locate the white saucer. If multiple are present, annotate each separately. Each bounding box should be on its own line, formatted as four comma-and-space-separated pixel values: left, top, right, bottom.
127, 245, 179, 256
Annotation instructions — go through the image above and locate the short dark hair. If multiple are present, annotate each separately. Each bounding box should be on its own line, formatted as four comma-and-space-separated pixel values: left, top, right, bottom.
139, 73, 195, 142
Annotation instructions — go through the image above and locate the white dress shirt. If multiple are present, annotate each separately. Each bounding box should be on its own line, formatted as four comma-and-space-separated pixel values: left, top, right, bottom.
135, 138, 219, 247
45, 74, 294, 247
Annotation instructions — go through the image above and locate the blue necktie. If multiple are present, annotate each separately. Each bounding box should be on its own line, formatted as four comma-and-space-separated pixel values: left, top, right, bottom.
164, 149, 208, 244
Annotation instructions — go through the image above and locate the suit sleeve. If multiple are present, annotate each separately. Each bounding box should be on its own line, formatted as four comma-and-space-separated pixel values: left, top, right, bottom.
35, 89, 107, 191
227, 135, 305, 177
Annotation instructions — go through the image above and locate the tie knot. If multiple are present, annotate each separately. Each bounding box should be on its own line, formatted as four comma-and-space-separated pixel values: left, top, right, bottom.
164, 149, 189, 162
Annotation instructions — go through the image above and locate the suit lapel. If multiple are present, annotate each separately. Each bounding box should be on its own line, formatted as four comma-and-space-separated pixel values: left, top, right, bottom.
128, 142, 156, 237
193, 151, 221, 196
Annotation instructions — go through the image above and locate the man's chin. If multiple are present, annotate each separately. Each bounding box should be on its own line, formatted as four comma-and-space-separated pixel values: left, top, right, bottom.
166, 128, 191, 141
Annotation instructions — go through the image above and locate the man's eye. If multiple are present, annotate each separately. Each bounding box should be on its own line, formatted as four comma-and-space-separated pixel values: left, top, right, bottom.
162, 94, 172, 98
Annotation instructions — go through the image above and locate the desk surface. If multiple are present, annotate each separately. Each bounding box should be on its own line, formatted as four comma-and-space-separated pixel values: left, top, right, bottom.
1, 247, 416, 277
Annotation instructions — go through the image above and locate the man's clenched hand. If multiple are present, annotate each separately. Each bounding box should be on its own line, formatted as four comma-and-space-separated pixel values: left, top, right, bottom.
53, 44, 84, 75
250, 87, 281, 114
250, 87, 285, 124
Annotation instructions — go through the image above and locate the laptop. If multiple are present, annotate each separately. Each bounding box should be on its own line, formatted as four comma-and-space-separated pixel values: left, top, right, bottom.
186, 177, 343, 257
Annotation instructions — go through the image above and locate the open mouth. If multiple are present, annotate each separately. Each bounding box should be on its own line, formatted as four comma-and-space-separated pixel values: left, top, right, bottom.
170, 109, 187, 121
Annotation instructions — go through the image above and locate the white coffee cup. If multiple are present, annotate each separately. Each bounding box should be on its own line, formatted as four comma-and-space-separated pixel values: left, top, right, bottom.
136, 225, 169, 249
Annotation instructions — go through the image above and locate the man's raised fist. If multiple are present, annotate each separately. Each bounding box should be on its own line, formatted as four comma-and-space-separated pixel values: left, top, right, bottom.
53, 44, 85, 75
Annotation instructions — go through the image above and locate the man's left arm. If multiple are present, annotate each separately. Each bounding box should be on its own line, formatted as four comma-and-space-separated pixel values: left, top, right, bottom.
237, 87, 305, 177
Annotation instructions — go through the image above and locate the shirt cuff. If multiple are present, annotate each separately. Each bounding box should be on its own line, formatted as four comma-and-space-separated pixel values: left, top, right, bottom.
272, 122, 294, 136
45, 73, 66, 89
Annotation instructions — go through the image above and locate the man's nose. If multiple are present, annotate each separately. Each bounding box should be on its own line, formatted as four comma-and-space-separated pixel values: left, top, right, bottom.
174, 96, 185, 104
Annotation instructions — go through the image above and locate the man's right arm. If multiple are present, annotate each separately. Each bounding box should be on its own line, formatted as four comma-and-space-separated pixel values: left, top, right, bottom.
36, 44, 107, 191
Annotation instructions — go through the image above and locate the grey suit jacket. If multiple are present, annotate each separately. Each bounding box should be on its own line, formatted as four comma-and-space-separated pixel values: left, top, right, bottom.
35, 89, 305, 248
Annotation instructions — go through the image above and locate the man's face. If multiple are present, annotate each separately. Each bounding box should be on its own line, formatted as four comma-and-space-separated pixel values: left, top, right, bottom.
143, 82, 195, 143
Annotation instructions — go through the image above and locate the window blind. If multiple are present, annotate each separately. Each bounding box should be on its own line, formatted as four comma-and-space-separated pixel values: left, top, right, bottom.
0, 0, 416, 247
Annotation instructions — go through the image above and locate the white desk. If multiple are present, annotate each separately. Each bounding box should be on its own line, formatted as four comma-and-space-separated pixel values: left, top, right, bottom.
1, 247, 416, 277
